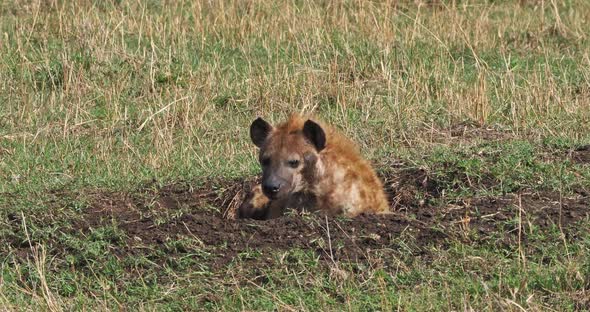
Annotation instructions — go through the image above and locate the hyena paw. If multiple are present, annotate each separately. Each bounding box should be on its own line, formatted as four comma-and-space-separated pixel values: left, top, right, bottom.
238, 185, 270, 220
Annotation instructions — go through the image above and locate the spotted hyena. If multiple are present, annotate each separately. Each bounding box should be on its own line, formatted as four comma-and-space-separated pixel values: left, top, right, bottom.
238, 114, 389, 220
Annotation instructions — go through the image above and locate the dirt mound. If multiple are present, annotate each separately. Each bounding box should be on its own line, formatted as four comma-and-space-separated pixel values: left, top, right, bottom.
6, 167, 588, 274
413, 122, 514, 146
382, 167, 440, 208
570, 145, 590, 164
447, 122, 513, 142
417, 193, 589, 245
73, 183, 444, 268
65, 172, 589, 271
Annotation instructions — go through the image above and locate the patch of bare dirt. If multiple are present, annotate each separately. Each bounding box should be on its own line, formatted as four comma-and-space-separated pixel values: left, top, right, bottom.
413, 122, 514, 146
71, 183, 443, 269
57, 171, 588, 272
5, 169, 588, 274
414, 192, 589, 245
382, 166, 440, 208
540, 144, 590, 165
570, 145, 590, 164
447, 122, 513, 141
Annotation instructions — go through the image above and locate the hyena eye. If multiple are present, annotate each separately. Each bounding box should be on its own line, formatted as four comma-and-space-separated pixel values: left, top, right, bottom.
287, 159, 300, 168
261, 157, 271, 166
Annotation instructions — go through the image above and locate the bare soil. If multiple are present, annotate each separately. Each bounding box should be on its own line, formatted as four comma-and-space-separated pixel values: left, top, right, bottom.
4, 159, 588, 275
571, 145, 590, 164
64, 169, 589, 271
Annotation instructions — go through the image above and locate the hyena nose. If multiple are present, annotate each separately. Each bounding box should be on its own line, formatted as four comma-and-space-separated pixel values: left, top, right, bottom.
262, 182, 281, 195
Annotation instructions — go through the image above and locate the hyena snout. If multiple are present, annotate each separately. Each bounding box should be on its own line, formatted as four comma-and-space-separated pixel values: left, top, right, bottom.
261, 175, 287, 199
262, 180, 280, 196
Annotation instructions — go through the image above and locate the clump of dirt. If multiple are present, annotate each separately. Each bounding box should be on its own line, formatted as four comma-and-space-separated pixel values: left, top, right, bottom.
447, 122, 513, 142
390, 122, 514, 148
414, 122, 514, 146
570, 145, 590, 164
418, 193, 590, 245
381, 167, 440, 209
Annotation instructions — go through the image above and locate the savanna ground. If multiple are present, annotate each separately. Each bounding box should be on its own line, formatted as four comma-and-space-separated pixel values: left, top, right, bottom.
1, 0, 589, 310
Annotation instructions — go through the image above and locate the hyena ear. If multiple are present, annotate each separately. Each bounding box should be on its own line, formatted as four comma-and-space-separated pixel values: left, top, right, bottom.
303, 120, 326, 151
250, 117, 273, 148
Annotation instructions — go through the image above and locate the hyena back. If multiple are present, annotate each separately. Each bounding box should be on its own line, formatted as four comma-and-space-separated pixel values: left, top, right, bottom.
238, 114, 389, 219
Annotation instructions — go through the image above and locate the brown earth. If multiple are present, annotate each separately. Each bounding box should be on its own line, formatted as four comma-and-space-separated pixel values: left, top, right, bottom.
571, 145, 590, 164
409, 122, 515, 146
69, 177, 445, 269
62, 169, 589, 271
4, 165, 588, 275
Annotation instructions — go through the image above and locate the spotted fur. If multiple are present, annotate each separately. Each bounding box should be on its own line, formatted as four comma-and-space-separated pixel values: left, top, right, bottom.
239, 114, 389, 219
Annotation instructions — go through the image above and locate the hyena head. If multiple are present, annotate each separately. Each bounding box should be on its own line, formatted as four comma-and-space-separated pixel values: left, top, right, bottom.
249, 116, 326, 200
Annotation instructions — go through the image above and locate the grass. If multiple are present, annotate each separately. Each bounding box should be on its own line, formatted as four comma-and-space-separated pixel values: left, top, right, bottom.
1, 0, 590, 310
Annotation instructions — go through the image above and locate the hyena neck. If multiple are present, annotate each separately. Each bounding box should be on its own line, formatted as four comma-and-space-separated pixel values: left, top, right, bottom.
303, 157, 326, 195
315, 157, 325, 178
298, 155, 322, 192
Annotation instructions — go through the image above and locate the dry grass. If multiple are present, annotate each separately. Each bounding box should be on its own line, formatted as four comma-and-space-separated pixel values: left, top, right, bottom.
1, 0, 589, 193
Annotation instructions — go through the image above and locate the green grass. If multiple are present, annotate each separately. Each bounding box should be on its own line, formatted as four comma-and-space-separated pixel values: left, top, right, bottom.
1, 0, 590, 310
3, 232, 588, 310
